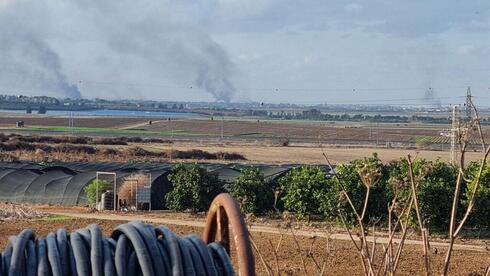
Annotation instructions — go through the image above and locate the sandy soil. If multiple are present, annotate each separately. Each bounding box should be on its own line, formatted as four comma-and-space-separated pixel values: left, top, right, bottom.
140, 140, 484, 164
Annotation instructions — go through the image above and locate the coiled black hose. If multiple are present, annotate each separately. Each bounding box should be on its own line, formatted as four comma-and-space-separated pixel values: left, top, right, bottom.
0, 221, 235, 276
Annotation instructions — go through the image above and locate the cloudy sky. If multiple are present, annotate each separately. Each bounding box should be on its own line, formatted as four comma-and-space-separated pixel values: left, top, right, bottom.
1, 0, 490, 105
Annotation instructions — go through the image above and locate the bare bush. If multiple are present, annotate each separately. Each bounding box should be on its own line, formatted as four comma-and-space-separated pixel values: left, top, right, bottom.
0, 204, 45, 220
0, 142, 246, 162
442, 96, 490, 275
321, 95, 489, 276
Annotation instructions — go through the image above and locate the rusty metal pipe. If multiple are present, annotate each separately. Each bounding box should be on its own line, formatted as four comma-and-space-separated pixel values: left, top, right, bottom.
202, 193, 255, 276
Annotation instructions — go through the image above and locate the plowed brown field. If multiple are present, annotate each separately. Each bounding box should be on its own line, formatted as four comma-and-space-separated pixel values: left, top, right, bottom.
1, 217, 488, 275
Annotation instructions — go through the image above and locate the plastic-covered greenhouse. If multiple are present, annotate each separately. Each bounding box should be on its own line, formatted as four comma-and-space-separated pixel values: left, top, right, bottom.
0, 161, 319, 208
0, 161, 174, 206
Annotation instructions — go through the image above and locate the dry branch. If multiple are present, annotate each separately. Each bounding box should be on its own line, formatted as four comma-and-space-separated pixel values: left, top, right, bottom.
443, 98, 490, 275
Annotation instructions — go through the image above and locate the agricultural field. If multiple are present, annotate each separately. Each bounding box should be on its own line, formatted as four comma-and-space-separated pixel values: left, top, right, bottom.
0, 115, 489, 275
3, 114, 490, 148
0, 114, 488, 164
0, 116, 147, 129
135, 118, 454, 144
1, 207, 489, 275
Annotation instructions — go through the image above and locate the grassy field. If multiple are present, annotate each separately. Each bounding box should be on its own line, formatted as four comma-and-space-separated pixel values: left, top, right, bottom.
22, 126, 188, 135
1, 125, 210, 137
0, 116, 146, 128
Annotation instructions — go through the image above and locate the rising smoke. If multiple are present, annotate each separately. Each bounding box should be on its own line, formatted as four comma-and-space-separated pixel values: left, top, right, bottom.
421, 61, 441, 107
0, 2, 81, 99
423, 87, 441, 107
0, 0, 236, 102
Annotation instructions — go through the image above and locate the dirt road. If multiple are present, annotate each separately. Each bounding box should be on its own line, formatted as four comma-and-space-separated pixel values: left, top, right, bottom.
44, 209, 489, 253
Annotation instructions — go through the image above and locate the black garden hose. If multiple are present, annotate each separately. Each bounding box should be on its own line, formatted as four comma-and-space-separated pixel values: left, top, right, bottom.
0, 221, 235, 276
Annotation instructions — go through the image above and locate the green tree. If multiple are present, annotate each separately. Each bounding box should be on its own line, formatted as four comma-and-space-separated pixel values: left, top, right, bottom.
389, 158, 457, 230
464, 161, 490, 228
230, 168, 274, 215
331, 154, 390, 224
84, 179, 111, 206
279, 166, 332, 219
38, 105, 47, 114
165, 163, 224, 212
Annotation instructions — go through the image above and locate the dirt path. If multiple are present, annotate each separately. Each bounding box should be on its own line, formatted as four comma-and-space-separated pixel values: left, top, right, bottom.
45, 210, 489, 253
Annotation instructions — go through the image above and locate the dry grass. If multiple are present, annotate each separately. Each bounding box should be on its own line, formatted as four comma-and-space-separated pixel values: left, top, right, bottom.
142, 140, 485, 165
0, 203, 45, 221
0, 133, 173, 145
0, 133, 484, 165
0, 142, 246, 162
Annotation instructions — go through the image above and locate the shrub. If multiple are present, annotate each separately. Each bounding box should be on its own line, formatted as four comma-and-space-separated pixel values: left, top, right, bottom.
143, 138, 173, 144
280, 137, 290, 147
124, 137, 143, 143
279, 166, 332, 219
90, 137, 128, 145
99, 148, 118, 156
0, 141, 36, 151
84, 179, 111, 206
464, 161, 490, 228
230, 168, 274, 215
124, 146, 157, 157
165, 163, 224, 212
55, 144, 97, 154
332, 154, 390, 223
389, 158, 457, 230
215, 151, 246, 161
172, 149, 215, 160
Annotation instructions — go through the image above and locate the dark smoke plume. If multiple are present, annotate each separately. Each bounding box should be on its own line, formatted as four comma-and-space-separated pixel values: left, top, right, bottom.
423, 87, 441, 107
0, 2, 81, 99
86, 1, 236, 102
0, 0, 236, 102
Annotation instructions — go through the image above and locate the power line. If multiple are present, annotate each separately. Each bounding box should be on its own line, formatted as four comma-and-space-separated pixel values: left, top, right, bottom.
81, 80, 472, 93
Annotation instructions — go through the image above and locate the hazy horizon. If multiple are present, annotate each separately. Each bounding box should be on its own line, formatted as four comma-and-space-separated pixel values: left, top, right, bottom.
1, 1, 490, 106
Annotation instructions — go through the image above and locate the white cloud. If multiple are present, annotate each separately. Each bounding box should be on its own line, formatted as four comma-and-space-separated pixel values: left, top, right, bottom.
344, 3, 363, 13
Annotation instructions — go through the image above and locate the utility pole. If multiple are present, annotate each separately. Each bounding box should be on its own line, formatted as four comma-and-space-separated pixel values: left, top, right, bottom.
369, 124, 372, 141
220, 116, 224, 139
465, 87, 472, 122
68, 111, 74, 134
450, 105, 459, 166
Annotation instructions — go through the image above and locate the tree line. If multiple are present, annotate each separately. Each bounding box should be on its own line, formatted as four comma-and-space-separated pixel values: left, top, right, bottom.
161, 155, 489, 231
267, 108, 490, 124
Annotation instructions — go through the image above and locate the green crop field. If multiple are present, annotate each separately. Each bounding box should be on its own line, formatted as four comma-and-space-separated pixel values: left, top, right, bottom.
2, 126, 207, 137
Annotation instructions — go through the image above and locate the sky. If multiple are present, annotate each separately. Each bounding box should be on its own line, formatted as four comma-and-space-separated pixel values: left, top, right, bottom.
1, 0, 490, 105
